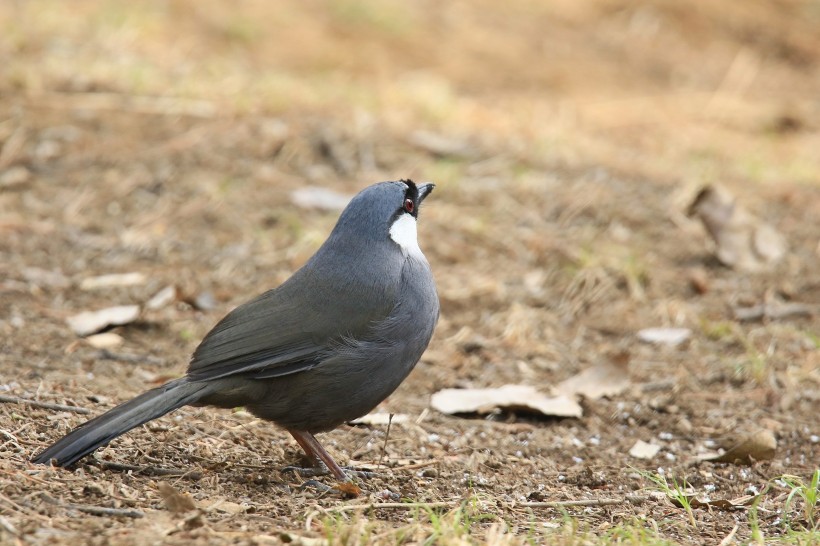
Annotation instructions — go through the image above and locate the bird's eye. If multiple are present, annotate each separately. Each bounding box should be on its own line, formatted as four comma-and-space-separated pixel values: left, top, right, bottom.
403, 198, 415, 214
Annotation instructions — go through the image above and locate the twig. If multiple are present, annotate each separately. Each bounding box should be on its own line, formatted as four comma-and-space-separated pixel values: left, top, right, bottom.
346, 459, 439, 472
394, 460, 439, 471
69, 503, 145, 518
733, 302, 816, 322
0, 515, 19, 536
94, 349, 165, 365
326, 501, 451, 514
98, 460, 203, 479
718, 523, 739, 546
40, 493, 144, 518
521, 495, 649, 508
378, 414, 393, 470
0, 394, 90, 414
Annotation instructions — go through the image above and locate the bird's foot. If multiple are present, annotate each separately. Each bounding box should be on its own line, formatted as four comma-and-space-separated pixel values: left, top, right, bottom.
295, 479, 362, 497
283, 464, 371, 498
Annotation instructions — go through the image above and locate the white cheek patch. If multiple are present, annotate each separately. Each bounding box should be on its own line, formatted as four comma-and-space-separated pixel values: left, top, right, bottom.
389, 213, 424, 258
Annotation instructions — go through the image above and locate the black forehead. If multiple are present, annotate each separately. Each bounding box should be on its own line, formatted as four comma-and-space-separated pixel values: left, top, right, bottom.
399, 179, 418, 201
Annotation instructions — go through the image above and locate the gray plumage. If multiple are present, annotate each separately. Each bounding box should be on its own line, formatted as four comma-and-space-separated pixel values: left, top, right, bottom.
33, 180, 439, 476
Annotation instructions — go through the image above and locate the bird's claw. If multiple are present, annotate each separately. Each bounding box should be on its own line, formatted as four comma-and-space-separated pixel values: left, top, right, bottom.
294, 479, 362, 498
296, 479, 334, 494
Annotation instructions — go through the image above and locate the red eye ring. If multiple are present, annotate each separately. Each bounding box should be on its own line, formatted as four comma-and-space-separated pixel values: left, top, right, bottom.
403, 198, 415, 213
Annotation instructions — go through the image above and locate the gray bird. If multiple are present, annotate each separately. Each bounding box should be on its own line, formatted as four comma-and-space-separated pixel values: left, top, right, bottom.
32, 180, 439, 485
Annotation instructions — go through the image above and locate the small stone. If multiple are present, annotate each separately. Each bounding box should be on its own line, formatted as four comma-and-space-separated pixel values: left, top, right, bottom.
629, 440, 661, 459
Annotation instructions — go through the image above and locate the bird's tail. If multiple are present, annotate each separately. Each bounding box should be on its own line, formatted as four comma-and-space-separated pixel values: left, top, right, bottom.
31, 378, 214, 467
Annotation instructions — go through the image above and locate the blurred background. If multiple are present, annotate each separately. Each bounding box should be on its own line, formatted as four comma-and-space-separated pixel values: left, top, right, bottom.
1, 1, 818, 544
3, 0, 819, 183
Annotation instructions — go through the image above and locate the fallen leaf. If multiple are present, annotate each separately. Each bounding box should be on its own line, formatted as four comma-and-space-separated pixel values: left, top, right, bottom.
671, 493, 757, 510
0, 166, 31, 189
84, 332, 124, 349
208, 499, 250, 515
80, 272, 147, 290
629, 440, 661, 459
637, 327, 692, 346
407, 130, 475, 158
705, 429, 777, 464
430, 385, 582, 418
66, 305, 140, 336
688, 185, 786, 271
290, 186, 352, 211
555, 354, 630, 400
158, 482, 197, 514
350, 412, 409, 426
145, 285, 178, 310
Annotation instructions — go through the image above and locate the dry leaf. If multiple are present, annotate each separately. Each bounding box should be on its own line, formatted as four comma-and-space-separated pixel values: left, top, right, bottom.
637, 327, 692, 346
290, 186, 352, 211
706, 429, 777, 464
0, 165, 31, 189
145, 285, 178, 310
555, 355, 630, 400
688, 185, 786, 271
157, 482, 197, 514
208, 499, 250, 515
84, 332, 124, 349
80, 272, 147, 290
66, 305, 140, 336
350, 412, 409, 426
629, 440, 661, 459
407, 130, 475, 158
671, 494, 757, 510
430, 385, 582, 418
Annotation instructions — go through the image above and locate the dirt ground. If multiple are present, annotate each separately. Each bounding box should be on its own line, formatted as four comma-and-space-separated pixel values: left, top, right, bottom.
1, 1, 819, 545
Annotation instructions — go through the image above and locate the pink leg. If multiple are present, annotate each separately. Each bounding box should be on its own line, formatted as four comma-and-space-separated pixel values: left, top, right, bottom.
287, 429, 348, 482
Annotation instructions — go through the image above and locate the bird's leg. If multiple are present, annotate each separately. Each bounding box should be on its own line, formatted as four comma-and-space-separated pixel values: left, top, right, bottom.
283, 429, 376, 484
286, 429, 349, 482
288, 429, 323, 467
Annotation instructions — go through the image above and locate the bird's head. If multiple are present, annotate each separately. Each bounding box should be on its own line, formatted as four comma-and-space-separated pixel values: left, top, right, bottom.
328, 179, 435, 258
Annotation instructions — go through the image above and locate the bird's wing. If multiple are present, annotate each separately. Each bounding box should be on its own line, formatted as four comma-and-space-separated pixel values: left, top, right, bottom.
185, 273, 394, 382
185, 291, 323, 381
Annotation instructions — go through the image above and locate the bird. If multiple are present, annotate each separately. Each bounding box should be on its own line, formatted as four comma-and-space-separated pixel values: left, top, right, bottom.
32, 179, 439, 486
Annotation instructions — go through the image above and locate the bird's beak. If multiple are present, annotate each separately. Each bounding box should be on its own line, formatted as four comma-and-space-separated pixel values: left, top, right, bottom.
417, 182, 435, 204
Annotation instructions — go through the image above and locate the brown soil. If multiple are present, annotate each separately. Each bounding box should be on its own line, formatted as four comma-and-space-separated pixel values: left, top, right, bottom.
1, 1, 818, 544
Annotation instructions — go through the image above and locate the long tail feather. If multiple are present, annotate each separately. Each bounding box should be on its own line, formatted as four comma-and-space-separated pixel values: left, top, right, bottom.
31, 378, 213, 467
